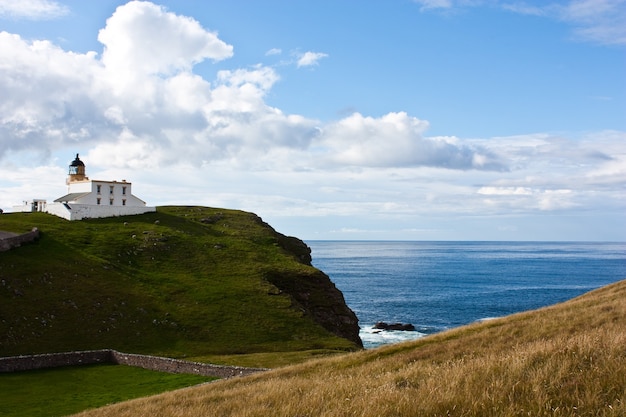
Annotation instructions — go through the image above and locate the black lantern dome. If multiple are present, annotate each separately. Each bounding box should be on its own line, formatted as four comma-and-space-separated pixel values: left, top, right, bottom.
70, 153, 85, 168
68, 153, 87, 180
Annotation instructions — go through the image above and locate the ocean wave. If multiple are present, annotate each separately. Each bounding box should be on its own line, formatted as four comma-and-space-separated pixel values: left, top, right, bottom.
360, 326, 426, 349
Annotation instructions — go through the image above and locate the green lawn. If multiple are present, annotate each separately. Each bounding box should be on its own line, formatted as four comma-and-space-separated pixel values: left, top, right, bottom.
0, 364, 215, 417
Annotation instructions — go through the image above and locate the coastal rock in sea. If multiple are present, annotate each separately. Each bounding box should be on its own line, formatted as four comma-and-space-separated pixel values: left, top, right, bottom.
374, 322, 416, 331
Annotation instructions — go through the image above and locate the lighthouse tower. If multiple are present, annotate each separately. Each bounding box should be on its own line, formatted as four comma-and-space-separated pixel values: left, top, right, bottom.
67, 154, 88, 184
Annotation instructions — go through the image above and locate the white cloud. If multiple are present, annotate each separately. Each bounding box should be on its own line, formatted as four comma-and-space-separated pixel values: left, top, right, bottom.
477, 186, 577, 211
297, 51, 328, 67
0, 4, 500, 174
414, 0, 626, 45
0, 0, 68, 20
98, 1, 233, 78
315, 112, 505, 170
477, 187, 533, 196
0, 31, 104, 157
413, 0, 454, 10
557, 0, 626, 45
503, 0, 626, 45
265, 48, 282, 56
501, 3, 552, 16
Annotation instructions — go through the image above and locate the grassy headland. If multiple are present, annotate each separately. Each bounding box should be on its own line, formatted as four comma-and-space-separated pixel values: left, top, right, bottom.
0, 206, 360, 363
72, 279, 626, 416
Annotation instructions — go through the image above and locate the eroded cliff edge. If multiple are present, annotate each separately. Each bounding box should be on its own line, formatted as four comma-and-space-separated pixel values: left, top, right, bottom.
269, 232, 362, 348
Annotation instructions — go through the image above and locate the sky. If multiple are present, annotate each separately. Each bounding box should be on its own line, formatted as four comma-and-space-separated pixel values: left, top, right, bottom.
0, 0, 625, 241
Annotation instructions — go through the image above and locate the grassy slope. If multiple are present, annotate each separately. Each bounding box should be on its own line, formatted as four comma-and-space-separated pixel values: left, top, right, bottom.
72, 279, 626, 417
0, 207, 357, 361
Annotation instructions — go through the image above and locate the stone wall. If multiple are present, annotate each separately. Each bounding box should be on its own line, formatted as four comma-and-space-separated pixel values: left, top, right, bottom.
0, 350, 267, 378
0, 228, 39, 252
110, 351, 265, 378
0, 350, 112, 372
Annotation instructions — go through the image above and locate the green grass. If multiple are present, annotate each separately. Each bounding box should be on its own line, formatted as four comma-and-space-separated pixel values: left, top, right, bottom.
71, 279, 626, 417
0, 364, 215, 417
0, 206, 359, 362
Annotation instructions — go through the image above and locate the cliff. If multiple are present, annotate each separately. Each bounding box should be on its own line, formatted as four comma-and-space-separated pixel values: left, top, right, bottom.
0, 206, 362, 358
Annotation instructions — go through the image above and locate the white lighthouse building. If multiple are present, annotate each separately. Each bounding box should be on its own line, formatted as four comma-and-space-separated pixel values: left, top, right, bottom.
40, 154, 156, 221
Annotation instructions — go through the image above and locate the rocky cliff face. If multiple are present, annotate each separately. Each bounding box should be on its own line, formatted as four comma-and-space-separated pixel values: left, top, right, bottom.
264, 223, 363, 347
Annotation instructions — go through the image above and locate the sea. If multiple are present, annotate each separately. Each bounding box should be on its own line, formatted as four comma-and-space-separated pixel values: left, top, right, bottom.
307, 241, 626, 349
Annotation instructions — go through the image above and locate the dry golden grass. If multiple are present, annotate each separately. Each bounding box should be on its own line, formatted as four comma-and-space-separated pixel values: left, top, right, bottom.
72, 280, 626, 417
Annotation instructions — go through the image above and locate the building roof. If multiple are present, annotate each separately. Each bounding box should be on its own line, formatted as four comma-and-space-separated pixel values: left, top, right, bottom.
70, 154, 85, 166
53, 192, 91, 203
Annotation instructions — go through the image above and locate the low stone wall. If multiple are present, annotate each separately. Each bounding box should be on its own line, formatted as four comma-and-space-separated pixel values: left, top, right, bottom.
0, 350, 267, 379
0, 350, 111, 372
110, 351, 266, 378
0, 227, 39, 252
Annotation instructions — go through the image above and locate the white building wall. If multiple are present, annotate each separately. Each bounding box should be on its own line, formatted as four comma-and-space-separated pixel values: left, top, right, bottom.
67, 181, 92, 193
45, 203, 72, 220
69, 180, 147, 208
46, 202, 155, 221
12, 200, 47, 213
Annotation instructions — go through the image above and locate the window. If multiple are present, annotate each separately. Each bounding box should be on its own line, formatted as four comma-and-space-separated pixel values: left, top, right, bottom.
109, 199, 114, 205
109, 186, 114, 195
122, 199, 126, 206
96, 185, 101, 194
96, 198, 101, 205
122, 186, 127, 195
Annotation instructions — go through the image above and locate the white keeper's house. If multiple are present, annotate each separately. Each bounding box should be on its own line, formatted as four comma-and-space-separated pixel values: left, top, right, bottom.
15, 154, 156, 221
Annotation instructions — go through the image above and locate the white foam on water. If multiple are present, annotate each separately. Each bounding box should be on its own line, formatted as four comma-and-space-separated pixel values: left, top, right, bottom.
476, 316, 500, 322
360, 326, 426, 349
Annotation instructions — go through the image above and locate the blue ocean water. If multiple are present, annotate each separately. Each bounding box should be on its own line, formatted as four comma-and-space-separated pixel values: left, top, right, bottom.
307, 241, 626, 349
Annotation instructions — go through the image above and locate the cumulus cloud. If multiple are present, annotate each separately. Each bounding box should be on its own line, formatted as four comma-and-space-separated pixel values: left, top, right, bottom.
315, 112, 505, 170
0, 31, 103, 157
0, 1, 503, 173
297, 51, 328, 67
0, 0, 68, 20
98, 1, 233, 77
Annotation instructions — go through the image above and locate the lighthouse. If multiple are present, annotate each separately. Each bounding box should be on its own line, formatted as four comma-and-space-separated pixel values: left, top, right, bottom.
67, 153, 88, 183
40, 154, 156, 220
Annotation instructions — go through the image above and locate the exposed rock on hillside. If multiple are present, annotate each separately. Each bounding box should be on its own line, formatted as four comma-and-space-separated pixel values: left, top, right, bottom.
265, 267, 362, 348
254, 214, 362, 347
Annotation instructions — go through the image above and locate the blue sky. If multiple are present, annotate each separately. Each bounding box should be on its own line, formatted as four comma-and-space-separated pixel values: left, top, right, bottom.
1, 0, 625, 241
